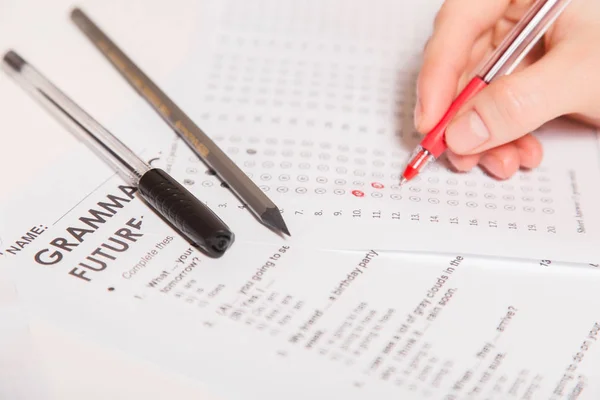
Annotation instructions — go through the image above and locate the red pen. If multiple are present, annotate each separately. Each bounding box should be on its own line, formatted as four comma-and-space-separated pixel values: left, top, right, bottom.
401, 0, 573, 185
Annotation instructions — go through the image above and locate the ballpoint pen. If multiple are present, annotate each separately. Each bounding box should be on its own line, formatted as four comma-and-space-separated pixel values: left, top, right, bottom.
2, 50, 235, 258
401, 0, 573, 185
70, 8, 291, 237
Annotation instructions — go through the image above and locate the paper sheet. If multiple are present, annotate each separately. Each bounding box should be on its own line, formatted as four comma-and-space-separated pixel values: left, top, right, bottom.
103, 0, 600, 263
0, 273, 51, 399
4, 230, 600, 399
1, 146, 600, 398
2, 0, 600, 399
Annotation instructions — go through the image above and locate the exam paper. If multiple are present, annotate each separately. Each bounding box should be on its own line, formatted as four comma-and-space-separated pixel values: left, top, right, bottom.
2, 136, 600, 266
3, 194, 600, 400
0, 273, 51, 400
2, 0, 600, 399
157, 118, 600, 263
0, 140, 600, 400
103, 0, 600, 263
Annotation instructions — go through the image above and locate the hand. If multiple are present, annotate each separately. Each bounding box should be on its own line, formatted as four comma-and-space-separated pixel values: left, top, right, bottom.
414, 0, 600, 179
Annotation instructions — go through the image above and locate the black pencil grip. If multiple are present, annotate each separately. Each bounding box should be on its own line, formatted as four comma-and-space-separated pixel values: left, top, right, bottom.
138, 168, 234, 257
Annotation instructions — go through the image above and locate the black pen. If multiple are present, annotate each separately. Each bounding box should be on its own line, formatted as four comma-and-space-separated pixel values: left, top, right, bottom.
2, 50, 234, 258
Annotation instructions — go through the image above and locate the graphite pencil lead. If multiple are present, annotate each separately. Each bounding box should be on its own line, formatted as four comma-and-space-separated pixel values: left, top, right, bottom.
261, 207, 291, 236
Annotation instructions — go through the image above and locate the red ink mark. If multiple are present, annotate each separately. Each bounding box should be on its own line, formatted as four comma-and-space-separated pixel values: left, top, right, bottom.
371, 182, 384, 189
352, 190, 365, 198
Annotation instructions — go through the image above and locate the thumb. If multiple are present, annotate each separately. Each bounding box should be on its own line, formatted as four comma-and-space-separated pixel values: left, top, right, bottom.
445, 44, 578, 155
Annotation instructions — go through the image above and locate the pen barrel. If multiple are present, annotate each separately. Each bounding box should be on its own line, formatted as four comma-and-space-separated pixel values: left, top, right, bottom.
138, 168, 234, 258
478, 0, 572, 82
2, 51, 150, 186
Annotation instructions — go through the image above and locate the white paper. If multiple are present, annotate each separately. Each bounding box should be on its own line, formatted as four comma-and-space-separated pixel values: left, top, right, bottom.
0, 273, 52, 399
2, 0, 600, 399
4, 227, 600, 399
1, 149, 600, 398
101, 0, 600, 263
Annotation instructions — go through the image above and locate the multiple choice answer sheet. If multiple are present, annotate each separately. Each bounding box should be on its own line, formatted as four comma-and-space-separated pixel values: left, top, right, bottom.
2, 0, 600, 398
105, 0, 600, 263
156, 118, 600, 262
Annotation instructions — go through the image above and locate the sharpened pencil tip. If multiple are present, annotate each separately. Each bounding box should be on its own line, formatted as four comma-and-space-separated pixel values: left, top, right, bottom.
261, 207, 291, 236
3, 50, 25, 72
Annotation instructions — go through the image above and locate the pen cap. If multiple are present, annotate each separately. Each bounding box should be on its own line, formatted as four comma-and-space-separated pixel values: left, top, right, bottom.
478, 0, 572, 82
138, 168, 234, 257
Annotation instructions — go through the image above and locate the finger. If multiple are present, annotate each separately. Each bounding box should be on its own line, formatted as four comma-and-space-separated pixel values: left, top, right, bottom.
514, 134, 543, 169
478, 143, 521, 179
446, 151, 481, 172
415, 0, 511, 132
445, 43, 579, 155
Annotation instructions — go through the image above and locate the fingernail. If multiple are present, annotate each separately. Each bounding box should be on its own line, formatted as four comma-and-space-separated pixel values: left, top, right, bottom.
446, 110, 490, 153
480, 154, 507, 179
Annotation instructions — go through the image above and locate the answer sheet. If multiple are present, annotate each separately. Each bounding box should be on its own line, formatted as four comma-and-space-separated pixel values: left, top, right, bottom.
103, 0, 600, 263
2, 0, 600, 399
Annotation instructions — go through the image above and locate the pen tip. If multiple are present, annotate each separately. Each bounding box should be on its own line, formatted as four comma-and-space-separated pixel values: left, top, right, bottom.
399, 177, 408, 187
3, 50, 25, 72
261, 207, 291, 237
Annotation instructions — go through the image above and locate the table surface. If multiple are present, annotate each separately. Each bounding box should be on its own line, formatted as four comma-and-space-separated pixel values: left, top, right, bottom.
0, 0, 218, 398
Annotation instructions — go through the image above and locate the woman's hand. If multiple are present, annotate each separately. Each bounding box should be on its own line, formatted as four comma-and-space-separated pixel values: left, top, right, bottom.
415, 0, 600, 179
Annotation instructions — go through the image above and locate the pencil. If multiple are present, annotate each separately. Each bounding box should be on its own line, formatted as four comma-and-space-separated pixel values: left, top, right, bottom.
70, 8, 291, 236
